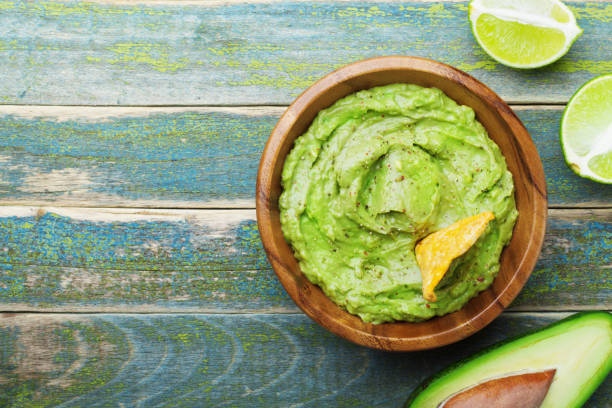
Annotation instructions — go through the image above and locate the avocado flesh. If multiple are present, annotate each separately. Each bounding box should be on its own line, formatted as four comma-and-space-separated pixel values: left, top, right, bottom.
406, 312, 612, 408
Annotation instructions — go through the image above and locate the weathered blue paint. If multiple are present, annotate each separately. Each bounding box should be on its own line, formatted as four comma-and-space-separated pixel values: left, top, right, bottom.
0, 313, 609, 407
0, 211, 285, 308
0, 111, 272, 205
516, 109, 612, 208
0, 0, 609, 406
518, 215, 612, 308
0, 109, 610, 206
0, 210, 608, 309
0, 1, 609, 105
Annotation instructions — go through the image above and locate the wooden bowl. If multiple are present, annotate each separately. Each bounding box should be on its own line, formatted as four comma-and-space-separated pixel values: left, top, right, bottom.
256, 56, 547, 351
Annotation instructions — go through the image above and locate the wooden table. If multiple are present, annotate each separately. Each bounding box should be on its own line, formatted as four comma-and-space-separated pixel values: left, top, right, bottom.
0, 1, 609, 406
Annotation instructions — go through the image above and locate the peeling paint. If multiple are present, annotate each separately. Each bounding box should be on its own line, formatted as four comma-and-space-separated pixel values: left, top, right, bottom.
0, 1, 609, 104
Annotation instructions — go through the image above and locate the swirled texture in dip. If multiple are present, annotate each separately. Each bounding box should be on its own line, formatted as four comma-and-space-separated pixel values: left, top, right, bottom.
279, 84, 518, 324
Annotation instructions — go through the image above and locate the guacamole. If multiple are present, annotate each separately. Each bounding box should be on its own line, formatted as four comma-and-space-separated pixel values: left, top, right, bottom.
279, 84, 518, 324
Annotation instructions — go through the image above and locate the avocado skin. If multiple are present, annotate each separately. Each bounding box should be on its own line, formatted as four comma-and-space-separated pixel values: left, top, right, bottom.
404, 312, 612, 408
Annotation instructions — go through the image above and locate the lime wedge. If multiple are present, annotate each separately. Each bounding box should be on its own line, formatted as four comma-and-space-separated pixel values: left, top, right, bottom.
469, 0, 582, 69
561, 74, 612, 184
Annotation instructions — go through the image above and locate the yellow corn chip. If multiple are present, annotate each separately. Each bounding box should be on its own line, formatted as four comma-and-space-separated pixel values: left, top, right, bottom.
415, 211, 495, 302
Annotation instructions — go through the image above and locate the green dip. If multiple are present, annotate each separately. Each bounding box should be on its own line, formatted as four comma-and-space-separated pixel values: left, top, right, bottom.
279, 84, 518, 324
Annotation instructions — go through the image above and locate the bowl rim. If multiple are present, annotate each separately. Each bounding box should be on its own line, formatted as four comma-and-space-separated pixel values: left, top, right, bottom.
256, 56, 548, 351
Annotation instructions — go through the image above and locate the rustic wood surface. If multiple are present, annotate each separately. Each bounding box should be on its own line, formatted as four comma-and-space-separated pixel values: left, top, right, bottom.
1, 313, 610, 407
0, 0, 610, 405
0, 1, 610, 105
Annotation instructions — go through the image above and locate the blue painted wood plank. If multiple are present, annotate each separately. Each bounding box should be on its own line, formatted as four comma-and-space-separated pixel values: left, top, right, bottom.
0, 108, 270, 207
514, 108, 612, 208
512, 210, 612, 310
0, 312, 609, 407
0, 1, 609, 105
0, 208, 608, 311
0, 107, 609, 207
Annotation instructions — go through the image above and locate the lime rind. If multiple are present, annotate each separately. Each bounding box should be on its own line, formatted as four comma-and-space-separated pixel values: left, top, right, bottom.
561, 74, 612, 184
468, 0, 582, 69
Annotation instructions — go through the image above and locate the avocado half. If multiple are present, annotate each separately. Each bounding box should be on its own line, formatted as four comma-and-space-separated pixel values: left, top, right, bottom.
405, 312, 612, 408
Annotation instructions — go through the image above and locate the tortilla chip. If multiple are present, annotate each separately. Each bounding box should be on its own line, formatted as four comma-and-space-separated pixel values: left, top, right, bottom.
416, 211, 495, 302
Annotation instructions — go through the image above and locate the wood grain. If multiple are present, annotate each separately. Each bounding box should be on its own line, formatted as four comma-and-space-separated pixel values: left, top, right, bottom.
0, 0, 608, 402
0, 207, 607, 312
0, 107, 270, 208
0, 106, 609, 208
0, 1, 609, 105
256, 56, 548, 350
0, 312, 610, 407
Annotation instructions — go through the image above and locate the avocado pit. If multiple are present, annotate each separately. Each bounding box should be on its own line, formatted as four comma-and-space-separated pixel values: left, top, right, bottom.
439, 369, 556, 408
